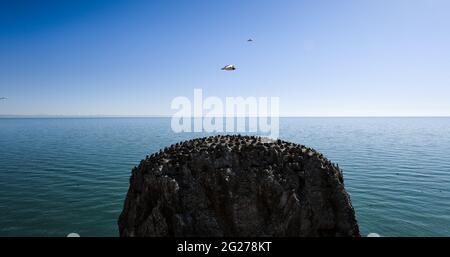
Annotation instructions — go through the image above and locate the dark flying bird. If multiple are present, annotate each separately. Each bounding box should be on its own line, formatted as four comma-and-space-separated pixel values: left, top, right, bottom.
247, 38, 253, 42
221, 65, 236, 71
0, 97, 7, 100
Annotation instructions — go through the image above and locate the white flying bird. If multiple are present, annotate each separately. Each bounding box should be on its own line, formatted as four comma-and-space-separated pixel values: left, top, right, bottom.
221, 65, 236, 71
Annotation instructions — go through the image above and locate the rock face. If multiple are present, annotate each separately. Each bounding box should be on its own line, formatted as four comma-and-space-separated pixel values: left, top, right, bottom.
118, 135, 360, 237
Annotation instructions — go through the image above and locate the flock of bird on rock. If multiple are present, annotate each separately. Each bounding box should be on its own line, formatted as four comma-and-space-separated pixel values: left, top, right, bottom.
221, 38, 253, 71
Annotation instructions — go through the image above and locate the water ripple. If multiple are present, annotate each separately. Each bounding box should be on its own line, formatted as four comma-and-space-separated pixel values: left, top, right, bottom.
0, 117, 449, 236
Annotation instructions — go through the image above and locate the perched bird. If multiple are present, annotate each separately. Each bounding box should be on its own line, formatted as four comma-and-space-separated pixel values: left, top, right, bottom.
221, 65, 236, 71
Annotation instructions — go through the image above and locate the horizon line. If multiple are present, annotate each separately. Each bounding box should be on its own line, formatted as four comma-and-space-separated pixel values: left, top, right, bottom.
0, 115, 449, 119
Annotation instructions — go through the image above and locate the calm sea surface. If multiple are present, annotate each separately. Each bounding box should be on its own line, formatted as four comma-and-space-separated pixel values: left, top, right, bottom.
0, 117, 449, 236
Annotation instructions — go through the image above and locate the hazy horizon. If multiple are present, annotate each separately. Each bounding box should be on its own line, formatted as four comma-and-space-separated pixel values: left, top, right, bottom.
1, 115, 449, 118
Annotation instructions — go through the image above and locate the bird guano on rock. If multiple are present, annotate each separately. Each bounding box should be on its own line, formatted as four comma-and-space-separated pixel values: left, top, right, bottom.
118, 135, 360, 237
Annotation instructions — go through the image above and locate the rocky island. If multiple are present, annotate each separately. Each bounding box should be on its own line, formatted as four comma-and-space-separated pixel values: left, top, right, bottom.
118, 135, 360, 236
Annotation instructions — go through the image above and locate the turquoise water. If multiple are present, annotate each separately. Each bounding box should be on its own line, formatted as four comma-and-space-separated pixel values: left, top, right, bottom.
0, 117, 449, 236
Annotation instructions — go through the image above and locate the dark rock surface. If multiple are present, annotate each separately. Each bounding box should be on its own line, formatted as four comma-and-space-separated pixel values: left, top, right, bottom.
118, 135, 360, 237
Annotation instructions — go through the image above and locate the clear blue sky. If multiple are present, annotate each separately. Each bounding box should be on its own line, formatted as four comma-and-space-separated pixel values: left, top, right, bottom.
0, 0, 449, 116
